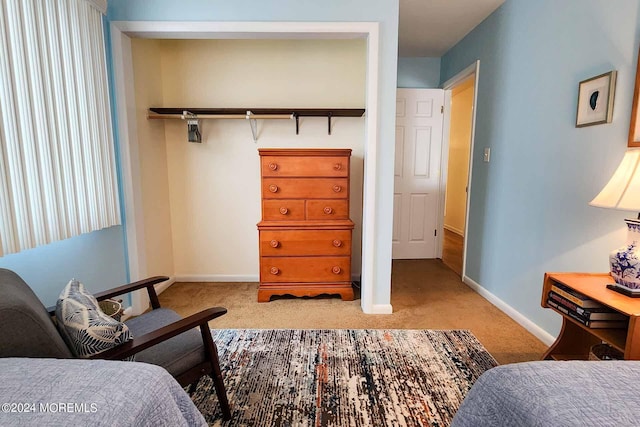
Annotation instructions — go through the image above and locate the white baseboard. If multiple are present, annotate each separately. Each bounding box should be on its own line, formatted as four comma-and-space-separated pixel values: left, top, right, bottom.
174, 274, 360, 283
175, 274, 259, 282
463, 275, 556, 346
155, 277, 176, 295
444, 224, 464, 236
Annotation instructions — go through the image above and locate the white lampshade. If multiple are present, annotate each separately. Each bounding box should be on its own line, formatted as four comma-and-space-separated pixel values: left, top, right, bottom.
589, 148, 640, 211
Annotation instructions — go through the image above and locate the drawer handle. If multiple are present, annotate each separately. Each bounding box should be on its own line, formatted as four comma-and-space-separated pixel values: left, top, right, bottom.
270, 267, 280, 275
332, 185, 342, 193
279, 207, 288, 215
268, 162, 278, 171
270, 240, 280, 248
323, 207, 333, 215
332, 239, 343, 248
269, 184, 279, 193
333, 163, 342, 171
332, 266, 342, 275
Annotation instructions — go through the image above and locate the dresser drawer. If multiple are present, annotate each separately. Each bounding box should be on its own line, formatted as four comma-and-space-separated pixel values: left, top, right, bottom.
262, 200, 305, 221
262, 178, 348, 199
262, 156, 349, 177
305, 200, 349, 220
260, 256, 351, 283
260, 230, 351, 256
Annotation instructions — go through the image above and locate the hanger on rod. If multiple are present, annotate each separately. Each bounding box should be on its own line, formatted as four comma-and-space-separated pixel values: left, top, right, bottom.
183, 111, 202, 143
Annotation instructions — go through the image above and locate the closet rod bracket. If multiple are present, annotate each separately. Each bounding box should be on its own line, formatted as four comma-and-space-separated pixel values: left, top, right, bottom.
247, 111, 258, 143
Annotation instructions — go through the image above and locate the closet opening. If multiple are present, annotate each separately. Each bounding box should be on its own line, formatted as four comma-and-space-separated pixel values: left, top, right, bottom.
110, 22, 386, 314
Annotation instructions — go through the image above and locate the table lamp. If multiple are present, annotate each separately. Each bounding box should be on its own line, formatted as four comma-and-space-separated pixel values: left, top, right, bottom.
589, 147, 640, 294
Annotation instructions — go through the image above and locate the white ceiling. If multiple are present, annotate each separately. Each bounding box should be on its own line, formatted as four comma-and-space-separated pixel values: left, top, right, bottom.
399, 0, 505, 57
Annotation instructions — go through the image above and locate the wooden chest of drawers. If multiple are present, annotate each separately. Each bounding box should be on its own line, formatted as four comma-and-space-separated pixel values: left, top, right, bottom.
257, 148, 355, 302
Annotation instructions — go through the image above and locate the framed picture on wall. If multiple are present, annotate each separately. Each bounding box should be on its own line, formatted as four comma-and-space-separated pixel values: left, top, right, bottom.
576, 70, 617, 127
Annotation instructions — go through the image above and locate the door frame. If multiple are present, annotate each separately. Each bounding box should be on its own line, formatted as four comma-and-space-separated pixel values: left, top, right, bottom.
439, 60, 480, 279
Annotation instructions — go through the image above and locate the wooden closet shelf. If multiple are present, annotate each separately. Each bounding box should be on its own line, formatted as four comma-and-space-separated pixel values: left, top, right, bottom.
148, 107, 365, 117
148, 108, 365, 138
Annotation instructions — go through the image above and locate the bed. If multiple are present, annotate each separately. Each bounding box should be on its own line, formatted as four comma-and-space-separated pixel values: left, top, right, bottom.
451, 360, 640, 427
0, 358, 206, 427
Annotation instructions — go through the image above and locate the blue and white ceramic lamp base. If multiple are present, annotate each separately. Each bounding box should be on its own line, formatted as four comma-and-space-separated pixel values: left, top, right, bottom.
610, 219, 640, 290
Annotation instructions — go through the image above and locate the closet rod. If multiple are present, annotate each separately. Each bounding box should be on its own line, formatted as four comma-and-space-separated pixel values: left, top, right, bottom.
147, 112, 293, 120
147, 107, 366, 138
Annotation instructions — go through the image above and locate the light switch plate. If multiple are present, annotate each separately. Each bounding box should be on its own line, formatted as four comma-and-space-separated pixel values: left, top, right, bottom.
483, 147, 491, 163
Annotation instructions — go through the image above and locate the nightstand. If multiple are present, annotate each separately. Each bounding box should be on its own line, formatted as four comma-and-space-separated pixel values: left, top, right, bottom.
542, 272, 640, 360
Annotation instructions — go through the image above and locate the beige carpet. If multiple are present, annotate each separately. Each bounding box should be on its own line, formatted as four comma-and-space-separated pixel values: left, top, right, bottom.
159, 259, 548, 364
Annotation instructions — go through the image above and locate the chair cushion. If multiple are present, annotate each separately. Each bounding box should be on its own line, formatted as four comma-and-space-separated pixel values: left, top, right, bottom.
55, 279, 133, 358
125, 308, 205, 377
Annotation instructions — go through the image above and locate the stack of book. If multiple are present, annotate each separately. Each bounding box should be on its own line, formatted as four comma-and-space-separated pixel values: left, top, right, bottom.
547, 282, 628, 329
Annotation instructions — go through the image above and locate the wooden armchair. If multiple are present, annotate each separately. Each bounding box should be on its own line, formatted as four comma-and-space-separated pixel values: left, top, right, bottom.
0, 269, 231, 420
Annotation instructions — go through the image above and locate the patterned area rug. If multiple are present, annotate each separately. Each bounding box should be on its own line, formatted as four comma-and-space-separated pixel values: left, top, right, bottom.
191, 329, 498, 427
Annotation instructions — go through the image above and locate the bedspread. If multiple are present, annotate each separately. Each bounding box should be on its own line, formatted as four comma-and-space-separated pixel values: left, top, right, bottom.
451, 360, 640, 427
0, 358, 206, 426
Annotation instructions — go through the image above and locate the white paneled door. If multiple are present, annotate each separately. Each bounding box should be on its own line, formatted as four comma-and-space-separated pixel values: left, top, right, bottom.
393, 89, 444, 259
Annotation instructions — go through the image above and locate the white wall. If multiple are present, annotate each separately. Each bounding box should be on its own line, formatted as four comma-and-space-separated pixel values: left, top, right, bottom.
133, 39, 366, 280
444, 77, 473, 236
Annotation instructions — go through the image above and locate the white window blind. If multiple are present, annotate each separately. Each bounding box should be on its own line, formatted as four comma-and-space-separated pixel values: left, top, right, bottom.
0, 0, 120, 257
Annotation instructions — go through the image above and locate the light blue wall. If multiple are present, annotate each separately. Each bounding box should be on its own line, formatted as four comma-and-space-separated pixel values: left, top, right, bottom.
397, 57, 441, 88
107, 0, 400, 308
441, 0, 640, 337
0, 226, 127, 307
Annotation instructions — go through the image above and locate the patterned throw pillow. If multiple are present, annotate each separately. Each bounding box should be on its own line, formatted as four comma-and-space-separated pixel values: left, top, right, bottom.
55, 279, 133, 359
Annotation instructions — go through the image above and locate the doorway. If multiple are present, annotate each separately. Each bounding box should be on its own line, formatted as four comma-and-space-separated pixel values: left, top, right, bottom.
441, 61, 479, 279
